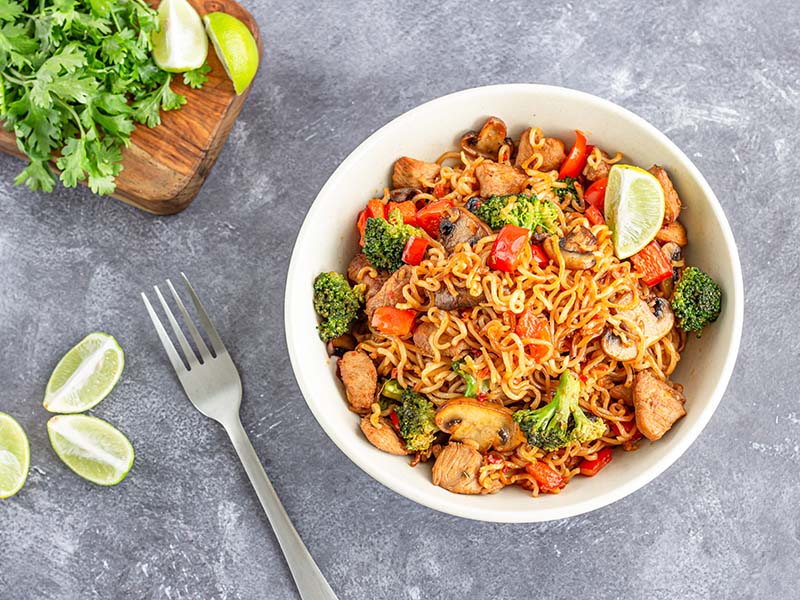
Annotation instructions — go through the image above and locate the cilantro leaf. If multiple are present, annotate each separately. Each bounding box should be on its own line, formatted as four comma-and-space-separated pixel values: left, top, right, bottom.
183, 62, 211, 89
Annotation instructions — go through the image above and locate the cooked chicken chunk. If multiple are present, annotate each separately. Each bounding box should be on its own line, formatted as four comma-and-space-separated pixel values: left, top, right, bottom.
431, 442, 485, 495
360, 416, 409, 455
537, 137, 567, 172
439, 207, 492, 252
609, 384, 633, 405
339, 350, 377, 414
475, 161, 527, 197
633, 370, 686, 441
655, 220, 688, 247
365, 266, 412, 318
347, 253, 387, 301
648, 165, 682, 223
392, 157, 441, 189
412, 321, 469, 358
582, 151, 611, 182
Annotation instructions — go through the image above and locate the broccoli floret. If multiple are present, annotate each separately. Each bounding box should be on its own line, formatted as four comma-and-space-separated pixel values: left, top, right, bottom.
363, 209, 422, 272
470, 194, 558, 234
512, 371, 606, 451
312, 272, 363, 342
380, 379, 404, 401
395, 389, 438, 452
552, 177, 578, 201
671, 267, 722, 337
451, 359, 487, 398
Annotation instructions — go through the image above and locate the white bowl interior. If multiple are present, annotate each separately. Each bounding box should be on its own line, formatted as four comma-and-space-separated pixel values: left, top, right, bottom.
285, 85, 743, 522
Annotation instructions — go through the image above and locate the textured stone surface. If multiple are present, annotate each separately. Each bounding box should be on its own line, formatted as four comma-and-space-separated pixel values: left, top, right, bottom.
1, 0, 798, 598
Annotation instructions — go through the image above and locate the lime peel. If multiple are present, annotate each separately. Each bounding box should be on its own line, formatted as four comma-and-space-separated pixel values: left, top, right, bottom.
48, 415, 134, 486
203, 12, 259, 95
44, 332, 124, 414
604, 164, 665, 259
0, 412, 30, 499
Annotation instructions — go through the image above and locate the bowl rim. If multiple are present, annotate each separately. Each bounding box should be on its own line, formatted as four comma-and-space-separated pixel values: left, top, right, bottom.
284, 83, 744, 522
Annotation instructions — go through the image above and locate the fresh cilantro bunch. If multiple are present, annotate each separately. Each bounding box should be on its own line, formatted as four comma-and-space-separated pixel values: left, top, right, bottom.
0, 0, 210, 194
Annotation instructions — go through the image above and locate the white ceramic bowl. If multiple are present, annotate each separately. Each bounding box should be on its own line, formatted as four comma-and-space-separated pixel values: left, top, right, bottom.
285, 84, 743, 522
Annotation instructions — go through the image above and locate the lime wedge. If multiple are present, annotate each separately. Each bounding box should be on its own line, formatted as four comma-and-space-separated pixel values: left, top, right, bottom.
604, 164, 666, 259
0, 412, 30, 499
203, 12, 259, 94
152, 0, 209, 72
47, 415, 134, 486
43, 332, 124, 414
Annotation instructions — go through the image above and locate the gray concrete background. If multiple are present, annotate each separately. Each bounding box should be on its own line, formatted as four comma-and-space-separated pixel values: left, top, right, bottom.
1, 0, 798, 598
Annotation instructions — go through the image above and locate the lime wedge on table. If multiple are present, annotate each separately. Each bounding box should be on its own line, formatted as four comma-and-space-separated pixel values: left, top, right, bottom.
203, 12, 259, 94
152, 0, 209, 72
43, 333, 124, 414
0, 412, 30, 499
604, 164, 665, 259
48, 415, 134, 486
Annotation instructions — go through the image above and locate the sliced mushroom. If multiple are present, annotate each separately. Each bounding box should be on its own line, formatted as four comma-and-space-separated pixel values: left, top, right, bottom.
434, 398, 525, 453
657, 243, 683, 297
326, 333, 356, 357
460, 117, 509, 159
431, 442, 485, 494
392, 157, 441, 189
601, 297, 675, 361
543, 226, 598, 270
433, 286, 484, 311
439, 207, 492, 253
360, 416, 410, 455
633, 370, 686, 441
389, 187, 422, 204
339, 350, 377, 414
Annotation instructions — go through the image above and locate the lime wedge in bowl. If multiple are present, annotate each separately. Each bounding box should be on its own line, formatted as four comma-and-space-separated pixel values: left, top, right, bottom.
604, 164, 665, 259
43, 332, 124, 414
48, 415, 134, 486
0, 412, 30, 499
204, 12, 259, 94
152, 0, 209, 72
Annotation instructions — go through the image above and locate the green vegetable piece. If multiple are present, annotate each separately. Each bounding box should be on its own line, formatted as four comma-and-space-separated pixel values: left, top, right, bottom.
362, 209, 422, 272
552, 177, 578, 201
451, 359, 487, 398
183, 62, 212, 89
513, 371, 606, 451
395, 389, 438, 452
470, 194, 558, 234
312, 272, 363, 342
380, 379, 404, 401
671, 266, 722, 336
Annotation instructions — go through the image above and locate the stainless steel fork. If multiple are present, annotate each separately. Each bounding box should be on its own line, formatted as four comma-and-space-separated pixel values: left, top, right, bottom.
141, 273, 338, 600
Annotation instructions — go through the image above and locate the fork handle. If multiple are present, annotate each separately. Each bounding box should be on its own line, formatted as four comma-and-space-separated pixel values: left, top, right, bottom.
224, 419, 339, 600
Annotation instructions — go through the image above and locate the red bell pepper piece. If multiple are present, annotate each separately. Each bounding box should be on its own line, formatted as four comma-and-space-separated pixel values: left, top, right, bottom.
515, 305, 550, 362
416, 199, 453, 237
486, 454, 504, 465
388, 408, 401, 430
371, 306, 416, 336
579, 448, 613, 477
584, 176, 608, 210
433, 181, 448, 199
387, 200, 418, 226
585, 204, 605, 226
612, 419, 643, 441
489, 224, 529, 273
558, 130, 589, 179
401, 236, 429, 265
525, 462, 564, 493
631, 241, 673, 286
530, 243, 549, 268
366, 199, 387, 220
357, 210, 368, 247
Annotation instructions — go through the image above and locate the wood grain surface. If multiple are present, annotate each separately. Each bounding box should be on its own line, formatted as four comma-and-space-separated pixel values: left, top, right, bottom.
0, 0, 262, 215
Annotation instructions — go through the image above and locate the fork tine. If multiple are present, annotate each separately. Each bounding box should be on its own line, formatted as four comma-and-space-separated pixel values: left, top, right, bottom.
141, 292, 188, 374
154, 284, 199, 369
166, 278, 211, 362
180, 272, 227, 356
